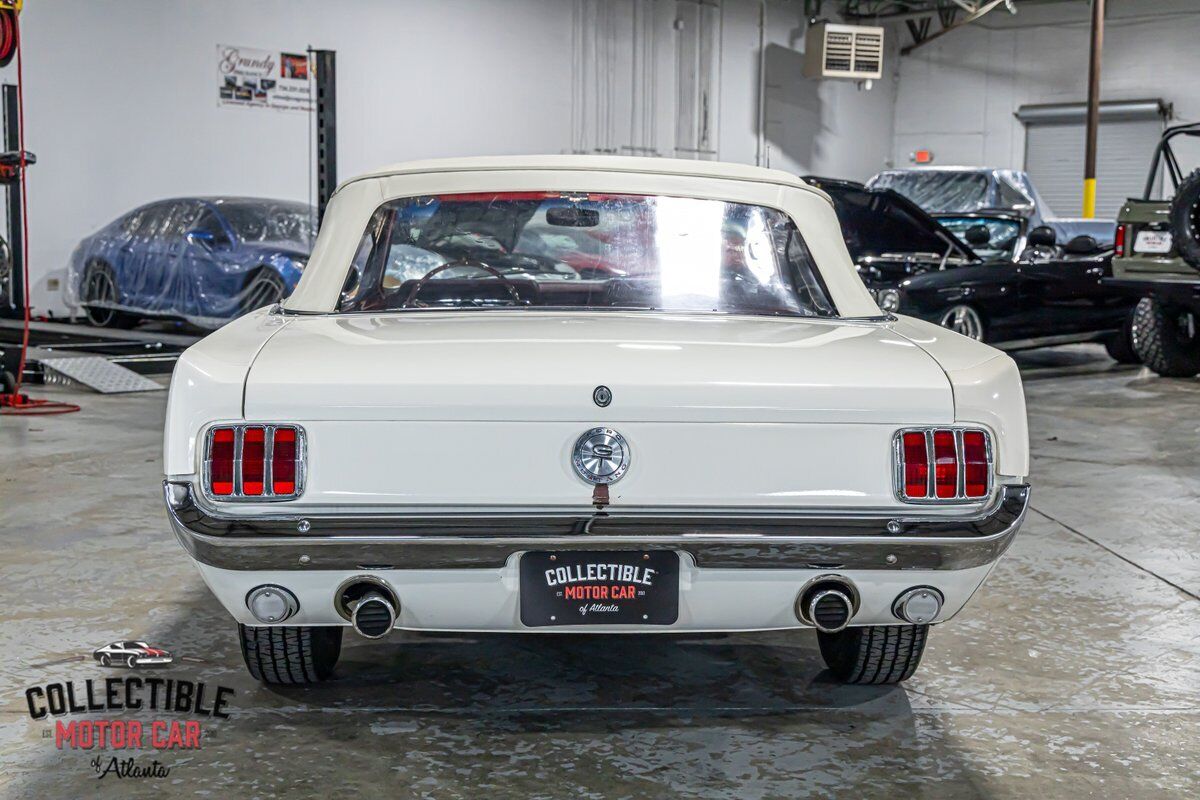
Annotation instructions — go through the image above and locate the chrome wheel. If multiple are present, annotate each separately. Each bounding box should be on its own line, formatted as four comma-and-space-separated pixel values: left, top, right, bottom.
938, 305, 985, 341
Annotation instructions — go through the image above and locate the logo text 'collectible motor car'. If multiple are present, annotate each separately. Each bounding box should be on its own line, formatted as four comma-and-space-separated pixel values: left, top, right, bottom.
163, 156, 1030, 686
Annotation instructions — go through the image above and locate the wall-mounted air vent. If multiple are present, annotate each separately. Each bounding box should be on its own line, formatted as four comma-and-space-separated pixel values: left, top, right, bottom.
803, 22, 884, 81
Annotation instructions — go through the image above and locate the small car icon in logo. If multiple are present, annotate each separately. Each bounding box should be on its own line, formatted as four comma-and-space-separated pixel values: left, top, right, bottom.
92, 640, 174, 669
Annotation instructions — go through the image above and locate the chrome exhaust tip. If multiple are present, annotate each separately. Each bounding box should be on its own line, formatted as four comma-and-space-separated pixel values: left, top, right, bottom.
806, 588, 854, 633
893, 587, 943, 624
796, 576, 858, 633
336, 578, 399, 639
350, 591, 397, 639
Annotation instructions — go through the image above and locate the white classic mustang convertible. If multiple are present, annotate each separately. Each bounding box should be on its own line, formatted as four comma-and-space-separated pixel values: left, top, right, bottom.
164, 156, 1029, 685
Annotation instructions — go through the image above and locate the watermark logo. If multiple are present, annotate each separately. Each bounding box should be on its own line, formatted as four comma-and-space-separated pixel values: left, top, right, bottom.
22, 640, 235, 780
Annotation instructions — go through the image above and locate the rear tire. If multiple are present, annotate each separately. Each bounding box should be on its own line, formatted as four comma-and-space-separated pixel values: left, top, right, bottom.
239, 624, 342, 684
1103, 308, 1141, 364
818, 624, 929, 685
1169, 168, 1200, 270
81, 261, 139, 329
1131, 296, 1200, 378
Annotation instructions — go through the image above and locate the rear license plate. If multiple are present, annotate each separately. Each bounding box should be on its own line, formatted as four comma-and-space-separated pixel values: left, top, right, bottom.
1134, 230, 1173, 254
519, 550, 680, 627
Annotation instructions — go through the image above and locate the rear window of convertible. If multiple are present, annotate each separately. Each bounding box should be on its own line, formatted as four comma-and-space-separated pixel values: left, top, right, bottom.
337, 192, 837, 318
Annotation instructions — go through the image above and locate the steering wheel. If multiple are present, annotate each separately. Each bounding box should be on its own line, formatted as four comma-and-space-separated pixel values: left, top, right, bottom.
400, 259, 525, 308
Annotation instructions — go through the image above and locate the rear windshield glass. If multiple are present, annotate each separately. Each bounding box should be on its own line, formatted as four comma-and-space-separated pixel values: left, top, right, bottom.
338, 192, 837, 318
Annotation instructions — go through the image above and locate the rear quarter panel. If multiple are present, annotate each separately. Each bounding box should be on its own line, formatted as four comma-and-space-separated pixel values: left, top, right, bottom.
163, 307, 290, 476
889, 315, 1029, 479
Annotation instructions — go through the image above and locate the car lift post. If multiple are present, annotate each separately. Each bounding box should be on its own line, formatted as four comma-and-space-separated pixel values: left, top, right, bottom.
312, 49, 336, 225
1, 83, 23, 319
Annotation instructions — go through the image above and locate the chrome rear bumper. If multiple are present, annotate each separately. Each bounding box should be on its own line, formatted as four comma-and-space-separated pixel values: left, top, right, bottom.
165, 482, 1029, 573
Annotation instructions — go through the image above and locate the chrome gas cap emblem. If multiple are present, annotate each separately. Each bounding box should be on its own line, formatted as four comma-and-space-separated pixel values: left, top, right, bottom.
572, 427, 630, 484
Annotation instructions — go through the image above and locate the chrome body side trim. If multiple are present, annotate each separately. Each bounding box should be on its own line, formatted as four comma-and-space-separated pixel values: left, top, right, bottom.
165, 482, 1029, 573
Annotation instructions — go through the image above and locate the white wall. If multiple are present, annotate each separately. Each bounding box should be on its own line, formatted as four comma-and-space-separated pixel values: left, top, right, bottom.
7, 0, 576, 315
9, 0, 900, 316
723, 0, 900, 181
568, 0, 898, 178
892, 0, 1200, 194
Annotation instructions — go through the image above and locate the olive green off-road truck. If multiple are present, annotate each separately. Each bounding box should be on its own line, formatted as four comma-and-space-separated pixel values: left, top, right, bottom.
1110, 122, 1200, 377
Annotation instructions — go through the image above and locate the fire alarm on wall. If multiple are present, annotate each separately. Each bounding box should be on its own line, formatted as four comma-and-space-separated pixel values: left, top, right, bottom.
910, 149, 934, 165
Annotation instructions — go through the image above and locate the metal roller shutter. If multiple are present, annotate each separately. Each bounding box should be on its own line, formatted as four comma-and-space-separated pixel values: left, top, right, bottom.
1018, 99, 1169, 219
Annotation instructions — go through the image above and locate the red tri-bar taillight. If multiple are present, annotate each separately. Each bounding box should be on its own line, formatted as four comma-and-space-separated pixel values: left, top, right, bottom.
209, 428, 235, 496
962, 430, 989, 498
901, 432, 929, 498
242, 427, 265, 496
272, 428, 297, 495
895, 428, 991, 502
203, 424, 304, 500
933, 430, 958, 498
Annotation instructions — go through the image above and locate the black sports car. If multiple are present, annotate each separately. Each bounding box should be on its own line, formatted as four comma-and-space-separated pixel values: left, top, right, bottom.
806, 176, 1139, 361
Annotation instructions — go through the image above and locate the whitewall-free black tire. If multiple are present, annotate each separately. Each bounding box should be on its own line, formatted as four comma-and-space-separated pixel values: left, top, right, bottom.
239, 624, 343, 684
817, 624, 929, 685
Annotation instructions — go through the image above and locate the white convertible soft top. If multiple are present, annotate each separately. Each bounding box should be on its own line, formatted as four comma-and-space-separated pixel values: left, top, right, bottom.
286, 154, 875, 316
339, 154, 828, 197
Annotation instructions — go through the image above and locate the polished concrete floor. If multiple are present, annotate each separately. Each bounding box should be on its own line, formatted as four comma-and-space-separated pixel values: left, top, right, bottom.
1, 344, 1197, 799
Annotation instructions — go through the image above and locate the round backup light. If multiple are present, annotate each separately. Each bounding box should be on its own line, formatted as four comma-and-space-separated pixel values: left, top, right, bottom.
893, 587, 943, 625
246, 585, 299, 624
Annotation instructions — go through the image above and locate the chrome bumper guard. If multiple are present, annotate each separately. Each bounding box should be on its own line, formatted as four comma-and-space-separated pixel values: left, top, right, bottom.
165, 481, 1030, 573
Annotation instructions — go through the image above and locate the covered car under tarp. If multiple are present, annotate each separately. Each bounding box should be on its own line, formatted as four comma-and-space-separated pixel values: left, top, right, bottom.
66, 197, 315, 329
868, 167, 1115, 248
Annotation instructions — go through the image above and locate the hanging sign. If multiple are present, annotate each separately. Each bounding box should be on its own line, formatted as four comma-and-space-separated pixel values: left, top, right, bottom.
216, 45, 313, 112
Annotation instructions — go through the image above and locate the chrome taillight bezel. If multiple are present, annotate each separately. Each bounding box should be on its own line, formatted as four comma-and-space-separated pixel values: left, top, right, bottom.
892, 426, 993, 504
201, 423, 307, 502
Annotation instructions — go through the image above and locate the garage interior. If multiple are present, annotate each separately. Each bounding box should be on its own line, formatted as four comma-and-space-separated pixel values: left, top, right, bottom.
2, 1, 1199, 797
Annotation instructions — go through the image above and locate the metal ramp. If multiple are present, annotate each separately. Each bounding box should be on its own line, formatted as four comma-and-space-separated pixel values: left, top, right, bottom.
39, 356, 164, 394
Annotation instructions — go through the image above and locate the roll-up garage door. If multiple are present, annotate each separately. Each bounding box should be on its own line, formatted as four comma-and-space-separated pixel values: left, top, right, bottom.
1018, 99, 1169, 219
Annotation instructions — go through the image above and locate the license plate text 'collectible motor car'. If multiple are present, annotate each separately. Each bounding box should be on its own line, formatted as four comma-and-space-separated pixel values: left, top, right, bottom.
163, 156, 1030, 686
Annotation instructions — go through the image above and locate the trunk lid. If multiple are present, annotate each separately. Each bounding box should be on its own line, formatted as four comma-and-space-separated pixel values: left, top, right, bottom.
243, 312, 953, 424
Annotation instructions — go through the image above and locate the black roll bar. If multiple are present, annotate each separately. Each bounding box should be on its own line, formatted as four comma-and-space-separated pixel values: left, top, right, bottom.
1144, 122, 1200, 200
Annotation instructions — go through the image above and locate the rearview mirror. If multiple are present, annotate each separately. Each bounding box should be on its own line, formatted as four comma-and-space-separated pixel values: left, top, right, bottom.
546, 207, 600, 227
